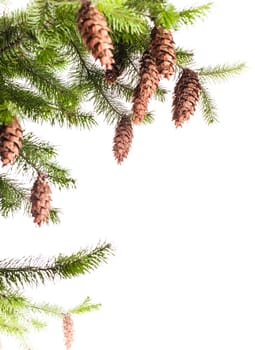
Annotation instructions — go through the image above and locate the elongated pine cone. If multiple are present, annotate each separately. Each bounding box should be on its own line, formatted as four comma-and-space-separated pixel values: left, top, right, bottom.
0, 117, 23, 166
63, 313, 74, 350
113, 116, 133, 164
77, 0, 114, 70
105, 63, 122, 84
30, 172, 51, 227
132, 46, 160, 124
172, 68, 201, 127
151, 26, 176, 79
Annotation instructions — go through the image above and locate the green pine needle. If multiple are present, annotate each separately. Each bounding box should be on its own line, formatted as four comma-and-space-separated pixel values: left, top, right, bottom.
198, 63, 246, 83
68, 297, 101, 315
178, 2, 212, 26
0, 242, 114, 289
199, 84, 218, 125
176, 47, 194, 66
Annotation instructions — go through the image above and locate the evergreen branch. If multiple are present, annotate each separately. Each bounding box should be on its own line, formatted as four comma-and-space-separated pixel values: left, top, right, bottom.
178, 2, 212, 26
155, 3, 180, 29
0, 243, 113, 289
0, 290, 27, 316
198, 63, 246, 83
0, 174, 30, 216
199, 84, 218, 124
0, 315, 28, 336
25, 301, 65, 317
97, 0, 147, 36
124, 0, 168, 18
47, 207, 61, 225
68, 297, 101, 315
176, 47, 194, 66
3, 81, 96, 128
15, 133, 76, 190
68, 40, 130, 122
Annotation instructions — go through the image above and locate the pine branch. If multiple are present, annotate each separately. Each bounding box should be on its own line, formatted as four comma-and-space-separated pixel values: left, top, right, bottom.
97, 0, 148, 36
155, 3, 180, 29
0, 242, 114, 289
178, 2, 212, 26
14, 132, 76, 190
3, 81, 97, 128
0, 174, 30, 216
198, 63, 246, 83
68, 40, 131, 123
68, 297, 101, 315
199, 84, 218, 124
176, 47, 194, 66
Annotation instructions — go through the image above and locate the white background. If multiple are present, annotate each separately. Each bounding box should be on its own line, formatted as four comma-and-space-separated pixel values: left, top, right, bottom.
1, 0, 255, 349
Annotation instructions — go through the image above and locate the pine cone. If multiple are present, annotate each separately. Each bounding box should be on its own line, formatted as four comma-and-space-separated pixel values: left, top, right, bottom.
105, 63, 122, 84
0, 117, 23, 167
132, 45, 160, 124
113, 115, 133, 164
77, 0, 114, 70
30, 172, 51, 227
151, 26, 176, 79
172, 68, 201, 127
63, 313, 74, 350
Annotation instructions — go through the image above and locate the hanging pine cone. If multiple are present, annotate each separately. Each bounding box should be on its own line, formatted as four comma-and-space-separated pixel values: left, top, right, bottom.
172, 68, 201, 127
113, 115, 133, 164
30, 172, 52, 227
63, 313, 74, 350
77, 0, 114, 70
0, 117, 23, 167
105, 63, 122, 84
132, 45, 160, 124
151, 26, 176, 79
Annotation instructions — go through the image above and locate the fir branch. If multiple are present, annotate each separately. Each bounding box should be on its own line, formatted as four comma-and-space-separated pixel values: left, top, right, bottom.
199, 84, 218, 124
176, 47, 194, 66
0, 174, 30, 217
0, 290, 27, 316
155, 3, 180, 29
68, 40, 130, 123
178, 2, 212, 26
0, 243, 114, 289
198, 63, 246, 83
15, 133, 76, 190
0, 315, 28, 336
97, 0, 147, 36
68, 297, 101, 315
47, 207, 61, 225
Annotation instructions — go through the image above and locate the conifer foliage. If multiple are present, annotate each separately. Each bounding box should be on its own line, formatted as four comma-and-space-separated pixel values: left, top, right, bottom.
0, 242, 113, 349
0, 0, 244, 223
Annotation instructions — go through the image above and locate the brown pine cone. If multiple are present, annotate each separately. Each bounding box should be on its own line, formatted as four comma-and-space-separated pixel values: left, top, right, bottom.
172, 68, 201, 127
151, 26, 176, 79
0, 117, 23, 167
113, 115, 133, 164
30, 172, 52, 227
132, 45, 160, 124
105, 63, 122, 84
77, 0, 114, 70
63, 313, 74, 350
